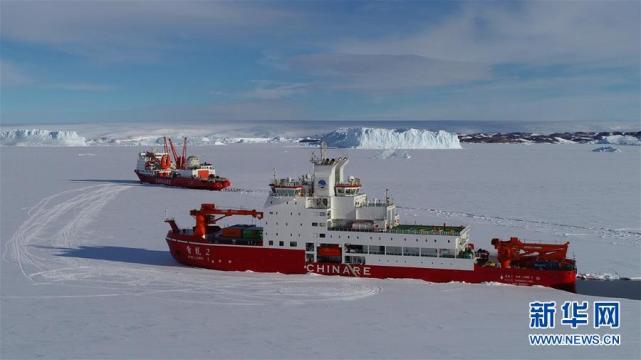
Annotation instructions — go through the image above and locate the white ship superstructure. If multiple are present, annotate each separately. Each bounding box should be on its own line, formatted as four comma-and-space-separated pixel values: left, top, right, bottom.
263, 149, 474, 271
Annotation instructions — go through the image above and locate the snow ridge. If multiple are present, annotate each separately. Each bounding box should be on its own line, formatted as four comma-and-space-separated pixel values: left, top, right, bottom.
322, 127, 461, 149
0, 129, 87, 146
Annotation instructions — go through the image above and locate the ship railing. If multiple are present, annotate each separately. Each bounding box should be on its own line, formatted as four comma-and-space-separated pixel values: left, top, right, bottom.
359, 201, 390, 208
336, 178, 361, 187
328, 226, 462, 236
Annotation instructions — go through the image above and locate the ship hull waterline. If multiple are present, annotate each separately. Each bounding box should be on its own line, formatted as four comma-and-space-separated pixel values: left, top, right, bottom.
166, 233, 577, 291
135, 171, 231, 191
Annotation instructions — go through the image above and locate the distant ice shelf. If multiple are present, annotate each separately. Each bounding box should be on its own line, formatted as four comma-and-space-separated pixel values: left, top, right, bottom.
0, 128, 293, 147
0, 129, 87, 146
322, 127, 462, 149
3, 125, 640, 148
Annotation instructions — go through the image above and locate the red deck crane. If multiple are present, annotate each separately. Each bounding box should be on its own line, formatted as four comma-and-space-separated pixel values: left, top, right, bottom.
166, 203, 263, 238
491, 236, 569, 268
181, 137, 187, 169
167, 137, 187, 169
159, 137, 172, 169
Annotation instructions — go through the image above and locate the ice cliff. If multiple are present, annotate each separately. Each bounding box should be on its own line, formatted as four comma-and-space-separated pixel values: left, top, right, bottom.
0, 129, 87, 146
322, 127, 461, 149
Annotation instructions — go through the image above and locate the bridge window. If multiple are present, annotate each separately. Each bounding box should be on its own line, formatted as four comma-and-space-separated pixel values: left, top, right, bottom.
345, 244, 367, 254
345, 256, 365, 264
369, 245, 385, 254
420, 248, 437, 257
403, 247, 420, 256
290, 241, 298, 247
386, 246, 402, 256
439, 249, 454, 258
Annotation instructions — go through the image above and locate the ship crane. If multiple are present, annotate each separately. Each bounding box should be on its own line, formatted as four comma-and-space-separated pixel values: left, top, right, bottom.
491, 236, 569, 268
167, 137, 187, 169
159, 137, 172, 170
166, 203, 263, 239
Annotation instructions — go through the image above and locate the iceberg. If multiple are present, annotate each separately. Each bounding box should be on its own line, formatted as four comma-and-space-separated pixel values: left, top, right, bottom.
598, 135, 641, 146
0, 129, 87, 146
322, 127, 461, 149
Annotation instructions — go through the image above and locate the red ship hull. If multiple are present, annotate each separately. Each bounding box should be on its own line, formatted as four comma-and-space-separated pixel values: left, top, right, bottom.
165, 233, 576, 290
135, 171, 231, 191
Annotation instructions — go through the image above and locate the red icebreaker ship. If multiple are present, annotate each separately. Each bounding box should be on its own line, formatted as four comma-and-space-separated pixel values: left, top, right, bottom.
164, 147, 576, 290
135, 137, 230, 190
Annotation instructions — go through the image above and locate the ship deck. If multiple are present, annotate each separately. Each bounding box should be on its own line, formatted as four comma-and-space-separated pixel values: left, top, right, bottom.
329, 224, 467, 236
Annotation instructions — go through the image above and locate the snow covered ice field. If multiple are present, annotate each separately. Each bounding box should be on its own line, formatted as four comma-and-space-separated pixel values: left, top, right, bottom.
1, 143, 640, 359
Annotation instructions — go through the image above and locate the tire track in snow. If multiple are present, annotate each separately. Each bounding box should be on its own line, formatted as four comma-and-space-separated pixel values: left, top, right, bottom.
3, 184, 131, 282
398, 206, 641, 245
3, 184, 380, 304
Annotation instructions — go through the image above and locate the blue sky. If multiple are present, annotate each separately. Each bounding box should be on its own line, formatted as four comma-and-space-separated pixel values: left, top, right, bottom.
1, 1, 639, 125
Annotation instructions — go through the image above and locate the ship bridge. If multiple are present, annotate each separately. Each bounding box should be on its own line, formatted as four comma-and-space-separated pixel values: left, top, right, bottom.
262, 146, 472, 272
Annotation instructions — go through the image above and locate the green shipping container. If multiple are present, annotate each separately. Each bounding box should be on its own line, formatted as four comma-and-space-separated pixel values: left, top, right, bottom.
242, 227, 263, 239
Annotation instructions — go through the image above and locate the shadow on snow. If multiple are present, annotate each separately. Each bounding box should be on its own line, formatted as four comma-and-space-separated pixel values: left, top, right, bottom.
40, 246, 641, 300
43, 245, 178, 267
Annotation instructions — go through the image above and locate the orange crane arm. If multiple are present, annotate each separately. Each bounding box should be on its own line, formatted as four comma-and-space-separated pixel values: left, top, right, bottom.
181, 137, 187, 168
189, 203, 263, 238
167, 137, 181, 168
492, 237, 569, 268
